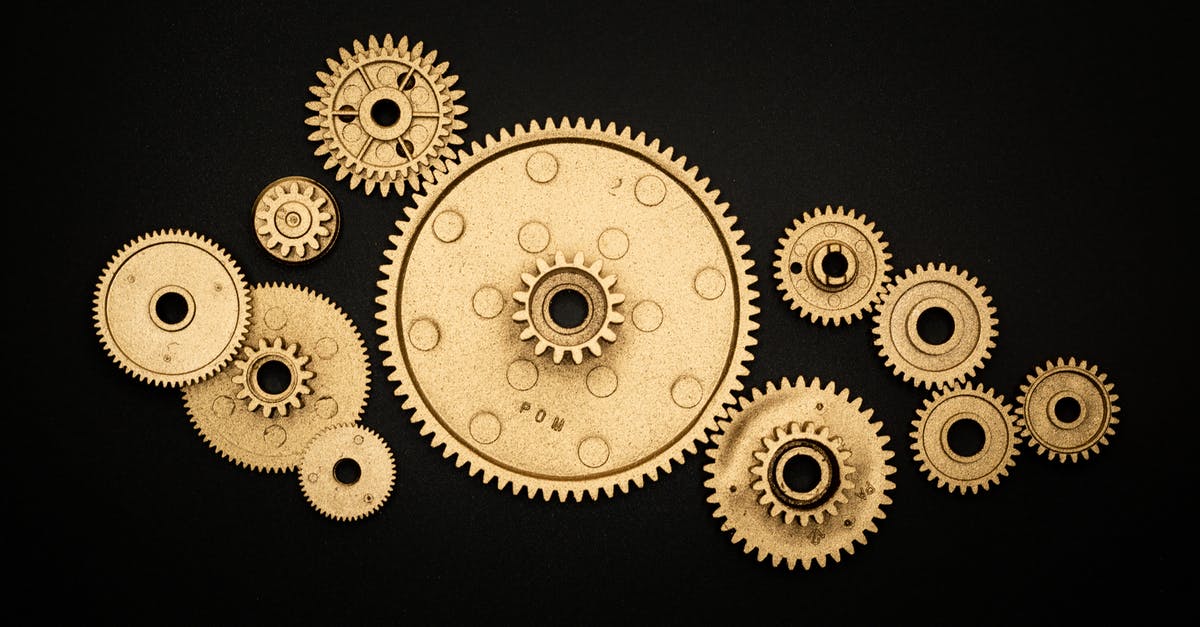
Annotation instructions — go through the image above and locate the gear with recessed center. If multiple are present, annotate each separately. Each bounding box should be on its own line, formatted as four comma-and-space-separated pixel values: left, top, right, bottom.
751, 421, 855, 526
233, 337, 315, 418
299, 423, 395, 521
253, 176, 339, 264
1017, 357, 1119, 462
912, 382, 1019, 494
376, 117, 759, 501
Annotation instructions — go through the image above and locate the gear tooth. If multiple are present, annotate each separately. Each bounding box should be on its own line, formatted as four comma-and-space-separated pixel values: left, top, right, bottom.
315, 70, 333, 85
411, 40, 425, 56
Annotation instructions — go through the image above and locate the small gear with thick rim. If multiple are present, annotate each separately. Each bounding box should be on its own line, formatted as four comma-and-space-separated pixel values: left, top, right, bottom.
306, 34, 467, 197
299, 423, 395, 522
513, 251, 626, 364
232, 337, 315, 418
912, 382, 1019, 494
773, 205, 892, 326
253, 176, 339, 263
751, 421, 855, 526
1017, 357, 1119, 463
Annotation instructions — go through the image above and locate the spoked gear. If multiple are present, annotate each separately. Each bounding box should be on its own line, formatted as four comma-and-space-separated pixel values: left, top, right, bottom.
306, 34, 467, 197
253, 176, 339, 264
94, 230, 251, 387
513, 251, 626, 364
299, 424, 396, 522
872, 263, 997, 389
751, 422, 855, 526
912, 383, 1019, 494
183, 283, 370, 472
376, 117, 759, 501
1017, 357, 1119, 462
773, 205, 891, 326
705, 377, 895, 570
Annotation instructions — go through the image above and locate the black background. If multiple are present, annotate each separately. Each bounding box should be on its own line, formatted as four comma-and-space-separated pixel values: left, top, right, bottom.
26, 1, 1185, 623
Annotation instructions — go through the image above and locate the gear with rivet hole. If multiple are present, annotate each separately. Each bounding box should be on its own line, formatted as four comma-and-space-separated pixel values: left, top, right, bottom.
299, 423, 395, 521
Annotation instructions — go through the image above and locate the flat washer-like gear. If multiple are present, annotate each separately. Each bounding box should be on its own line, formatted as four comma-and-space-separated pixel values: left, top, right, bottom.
773, 205, 891, 326
705, 377, 895, 570
93, 230, 251, 387
253, 176, 339, 264
306, 34, 467, 197
751, 421, 855, 526
513, 251, 626, 364
376, 117, 759, 501
184, 283, 370, 472
911, 382, 1019, 494
872, 263, 997, 389
299, 424, 395, 521
1017, 357, 1119, 462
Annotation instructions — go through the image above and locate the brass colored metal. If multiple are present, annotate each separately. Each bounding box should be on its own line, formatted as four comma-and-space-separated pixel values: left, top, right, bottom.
93, 230, 251, 387
253, 176, 339, 264
705, 377, 895, 570
299, 424, 395, 521
912, 383, 1019, 494
1017, 357, 1119, 462
376, 118, 759, 501
184, 283, 370, 472
306, 34, 467, 197
773, 206, 891, 326
872, 263, 997, 389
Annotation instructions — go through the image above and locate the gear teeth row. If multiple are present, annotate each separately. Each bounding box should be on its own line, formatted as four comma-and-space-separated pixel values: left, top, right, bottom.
1017, 357, 1118, 463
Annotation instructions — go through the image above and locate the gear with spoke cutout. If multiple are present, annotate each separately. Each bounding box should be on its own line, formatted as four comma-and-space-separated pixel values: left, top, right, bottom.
232, 337, 315, 418
299, 424, 395, 521
912, 382, 1019, 493
751, 421, 855, 526
253, 176, 339, 264
513, 250, 625, 364
1017, 357, 1119, 462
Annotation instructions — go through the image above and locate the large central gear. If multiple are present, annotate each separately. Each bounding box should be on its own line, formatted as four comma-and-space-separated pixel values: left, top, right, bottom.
376, 118, 759, 501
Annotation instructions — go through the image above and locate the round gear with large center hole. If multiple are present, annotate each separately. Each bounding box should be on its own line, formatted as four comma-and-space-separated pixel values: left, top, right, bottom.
306, 34, 467, 197
253, 176, 339, 263
705, 377, 895, 570
751, 421, 855, 526
872, 262, 997, 389
912, 382, 1019, 494
376, 117, 759, 501
94, 230, 251, 387
184, 283, 370, 472
1017, 357, 1119, 462
773, 205, 891, 326
299, 424, 395, 521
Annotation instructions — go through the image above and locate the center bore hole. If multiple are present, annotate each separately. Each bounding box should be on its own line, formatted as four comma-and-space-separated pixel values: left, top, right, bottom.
370, 99, 401, 127
334, 458, 361, 484
1054, 396, 1082, 424
549, 288, 589, 330
155, 291, 189, 325
917, 307, 955, 345
782, 454, 822, 493
255, 359, 293, 395
821, 251, 849, 278
947, 417, 986, 457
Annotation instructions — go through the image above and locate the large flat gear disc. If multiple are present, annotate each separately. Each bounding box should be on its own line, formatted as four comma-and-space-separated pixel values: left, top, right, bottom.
184, 283, 370, 472
376, 117, 759, 501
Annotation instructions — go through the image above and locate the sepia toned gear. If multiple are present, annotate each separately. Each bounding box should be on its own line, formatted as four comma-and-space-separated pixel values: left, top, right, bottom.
1017, 357, 1119, 463
253, 176, 339, 264
513, 251, 626, 364
705, 377, 895, 570
911, 382, 1019, 494
773, 205, 891, 326
183, 283, 370, 472
299, 424, 395, 522
750, 421, 855, 526
872, 263, 997, 389
306, 34, 467, 197
376, 117, 759, 501
94, 230, 251, 387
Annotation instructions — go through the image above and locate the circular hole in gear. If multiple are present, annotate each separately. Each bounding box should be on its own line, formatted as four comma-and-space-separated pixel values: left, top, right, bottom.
549, 288, 590, 330
370, 99, 402, 127
781, 454, 822, 493
789, 261, 803, 275
821, 251, 849, 279
916, 306, 955, 345
154, 291, 190, 325
1054, 396, 1083, 424
255, 359, 293, 395
334, 458, 362, 485
947, 417, 987, 457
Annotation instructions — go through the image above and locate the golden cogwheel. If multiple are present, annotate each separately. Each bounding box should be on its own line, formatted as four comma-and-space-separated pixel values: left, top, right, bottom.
184, 283, 370, 472
911, 383, 1019, 494
306, 34, 467, 197
94, 230, 250, 387
253, 176, 339, 264
1017, 357, 1119, 462
872, 263, 997, 389
773, 205, 891, 326
376, 118, 759, 501
705, 377, 895, 570
299, 424, 395, 521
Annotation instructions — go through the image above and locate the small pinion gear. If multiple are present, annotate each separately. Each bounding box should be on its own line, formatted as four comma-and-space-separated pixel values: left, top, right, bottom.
232, 337, 315, 418
1017, 357, 1119, 462
253, 176, 339, 264
750, 421, 855, 526
298, 424, 396, 522
911, 382, 1020, 494
513, 251, 626, 364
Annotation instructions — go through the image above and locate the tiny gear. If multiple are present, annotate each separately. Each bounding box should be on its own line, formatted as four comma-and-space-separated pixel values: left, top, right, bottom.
773, 205, 891, 326
1017, 357, 1119, 462
299, 424, 395, 521
183, 283, 370, 472
253, 176, 339, 264
306, 34, 467, 197
872, 263, 997, 389
705, 377, 895, 570
911, 382, 1019, 494
94, 229, 250, 387
376, 118, 759, 501
751, 421, 855, 526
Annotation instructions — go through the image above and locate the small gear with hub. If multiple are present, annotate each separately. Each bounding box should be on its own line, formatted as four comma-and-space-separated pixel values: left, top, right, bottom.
1017, 357, 1119, 463
299, 423, 395, 522
911, 382, 1019, 494
253, 176, 339, 264
513, 251, 626, 364
872, 263, 997, 389
94, 229, 251, 387
306, 34, 467, 197
705, 377, 895, 570
773, 205, 891, 326
232, 338, 315, 418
